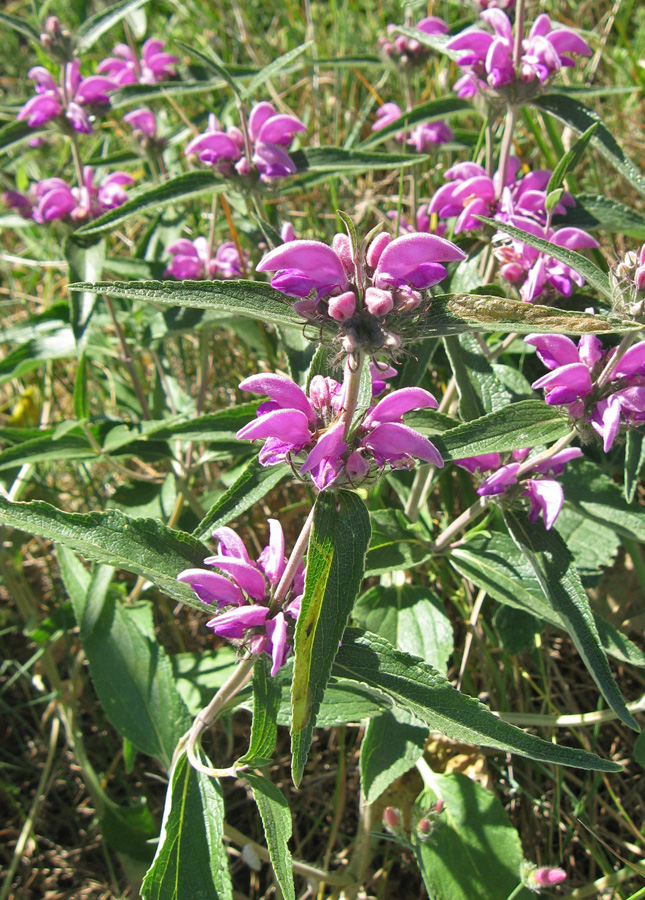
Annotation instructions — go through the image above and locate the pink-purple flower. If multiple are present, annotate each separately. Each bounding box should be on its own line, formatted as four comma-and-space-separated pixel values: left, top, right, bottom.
378, 16, 449, 67
123, 107, 158, 140
236, 372, 443, 490
4, 166, 134, 224
372, 102, 454, 149
526, 333, 645, 451
447, 10, 591, 99
456, 446, 583, 528
97, 39, 178, 86
18, 59, 116, 134
185, 102, 305, 182
177, 521, 302, 676
256, 229, 465, 354
521, 860, 567, 892
164, 237, 247, 280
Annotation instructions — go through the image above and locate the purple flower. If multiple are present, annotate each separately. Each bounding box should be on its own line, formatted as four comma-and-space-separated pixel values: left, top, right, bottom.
177, 521, 302, 676
521, 862, 567, 891
18, 59, 117, 134
372, 102, 454, 149
4, 166, 133, 223
185, 102, 305, 183
123, 107, 157, 140
446, 9, 590, 98
455, 446, 582, 528
164, 237, 246, 280
97, 38, 178, 86
378, 16, 449, 66
256, 228, 465, 354
236, 373, 443, 488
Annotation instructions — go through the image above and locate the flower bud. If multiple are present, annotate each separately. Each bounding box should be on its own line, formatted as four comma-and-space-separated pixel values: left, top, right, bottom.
383, 807, 401, 830
328, 290, 357, 321
365, 286, 394, 317
521, 860, 567, 892
366, 232, 391, 268
332, 233, 354, 275
636, 265, 645, 293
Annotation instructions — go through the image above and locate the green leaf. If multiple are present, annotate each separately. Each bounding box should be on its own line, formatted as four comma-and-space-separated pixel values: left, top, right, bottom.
425, 293, 636, 336
533, 93, 645, 199
291, 490, 371, 786
362, 97, 474, 148
243, 772, 295, 900
68, 279, 315, 331
559, 458, 645, 542
504, 512, 638, 730
64, 235, 105, 346
241, 43, 310, 99
547, 123, 599, 194
333, 628, 620, 770
101, 797, 158, 863
76, 0, 149, 51
390, 25, 462, 61
141, 751, 232, 900
634, 731, 645, 768
193, 459, 290, 541
0, 496, 211, 610
73, 173, 226, 237
290, 146, 428, 175
625, 430, 645, 504
554, 194, 645, 239
354, 584, 453, 671
476, 216, 613, 302
109, 78, 231, 108
0, 12, 40, 44
360, 709, 428, 803
364, 510, 433, 576
59, 551, 190, 766
428, 401, 571, 461
237, 658, 280, 767
0, 326, 76, 385
449, 531, 645, 668
415, 773, 531, 900
444, 333, 511, 418
0, 120, 44, 156
73, 351, 90, 420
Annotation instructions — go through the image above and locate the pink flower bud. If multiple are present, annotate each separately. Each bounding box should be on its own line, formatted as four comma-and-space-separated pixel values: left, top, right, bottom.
46, 16, 61, 34
328, 290, 357, 321
417, 817, 431, 835
332, 233, 354, 274
635, 265, 645, 293
532, 867, 567, 888
434, 799, 444, 814
394, 36, 408, 54
383, 807, 401, 829
235, 156, 252, 177
366, 232, 391, 268
365, 286, 394, 317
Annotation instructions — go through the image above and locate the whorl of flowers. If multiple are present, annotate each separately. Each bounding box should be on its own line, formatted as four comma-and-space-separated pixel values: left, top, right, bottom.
456, 446, 583, 529
448, 10, 591, 102
372, 102, 455, 150
3, 166, 134, 224
97, 38, 178, 86
177, 521, 302, 676
236, 372, 444, 491
165, 238, 247, 280
378, 16, 449, 68
612, 244, 645, 316
17, 59, 116, 135
526, 333, 645, 451
256, 229, 466, 355
185, 102, 306, 182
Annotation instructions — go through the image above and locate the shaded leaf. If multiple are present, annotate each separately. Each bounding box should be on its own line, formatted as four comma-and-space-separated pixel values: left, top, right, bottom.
559, 458, 645, 542
244, 772, 295, 900
554, 194, 645, 239
237, 659, 280, 767
360, 709, 427, 803
362, 97, 474, 148
444, 333, 511, 419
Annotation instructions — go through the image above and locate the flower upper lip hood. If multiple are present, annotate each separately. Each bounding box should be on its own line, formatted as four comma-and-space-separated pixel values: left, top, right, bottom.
18, 59, 117, 134
97, 38, 179, 86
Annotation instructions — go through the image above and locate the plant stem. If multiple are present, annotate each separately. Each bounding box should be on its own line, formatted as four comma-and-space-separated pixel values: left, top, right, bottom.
103, 295, 152, 420
595, 331, 639, 391
69, 132, 85, 191
431, 496, 490, 553
512, 0, 526, 69
341, 351, 365, 440
272, 506, 315, 609
495, 104, 517, 201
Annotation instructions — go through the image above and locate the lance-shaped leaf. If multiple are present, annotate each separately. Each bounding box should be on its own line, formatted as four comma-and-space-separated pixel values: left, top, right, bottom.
444, 333, 511, 419
504, 512, 638, 731
241, 43, 310, 99
243, 772, 295, 900
333, 628, 620, 771
559, 458, 645, 542
73, 172, 227, 237
64, 235, 105, 347
625, 431, 645, 504
0, 496, 210, 610
554, 194, 645, 239
423, 293, 637, 336
533, 93, 645, 200
475, 215, 613, 302
237, 658, 281, 767
290, 146, 428, 175
68, 279, 318, 331
390, 25, 463, 61
109, 78, 233, 109
360, 709, 428, 803
193, 458, 290, 541
547, 123, 599, 195
0, 11, 40, 44
60, 551, 190, 768
365, 509, 433, 576
362, 97, 475, 148
141, 751, 232, 900
76, 0, 149, 51
0, 120, 44, 156
291, 490, 371, 786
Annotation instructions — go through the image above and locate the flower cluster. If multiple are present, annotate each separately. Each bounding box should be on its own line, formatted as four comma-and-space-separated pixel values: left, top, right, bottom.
256, 230, 465, 354
4, 166, 133, 223
97, 38, 178, 86
527, 333, 645, 451
185, 102, 306, 182
378, 16, 449, 68
372, 103, 454, 150
18, 59, 116, 134
448, 10, 591, 100
456, 446, 583, 528
164, 238, 246, 280
177, 522, 302, 676
236, 373, 443, 490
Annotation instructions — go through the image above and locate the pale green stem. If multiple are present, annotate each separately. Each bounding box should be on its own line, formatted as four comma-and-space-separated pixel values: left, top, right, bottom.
495, 105, 517, 200
341, 352, 365, 441
512, 0, 527, 69
103, 295, 152, 420
595, 331, 640, 391
271, 506, 315, 609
